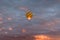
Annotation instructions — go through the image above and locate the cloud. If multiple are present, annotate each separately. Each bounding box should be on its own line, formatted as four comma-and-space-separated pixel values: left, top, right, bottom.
0, 0, 60, 36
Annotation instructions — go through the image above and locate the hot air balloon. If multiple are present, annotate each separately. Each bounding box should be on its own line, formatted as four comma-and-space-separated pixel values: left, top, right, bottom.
25, 10, 33, 21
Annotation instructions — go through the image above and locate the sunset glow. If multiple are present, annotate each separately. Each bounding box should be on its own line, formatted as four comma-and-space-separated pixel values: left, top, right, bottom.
34, 35, 51, 40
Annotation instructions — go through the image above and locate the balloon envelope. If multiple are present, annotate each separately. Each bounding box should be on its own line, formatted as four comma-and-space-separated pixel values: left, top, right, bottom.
25, 11, 33, 20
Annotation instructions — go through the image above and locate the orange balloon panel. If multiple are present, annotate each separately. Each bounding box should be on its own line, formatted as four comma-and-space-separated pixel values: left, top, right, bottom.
25, 11, 33, 20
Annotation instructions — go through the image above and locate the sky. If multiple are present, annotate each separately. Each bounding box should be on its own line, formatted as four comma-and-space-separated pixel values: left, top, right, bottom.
0, 0, 60, 37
